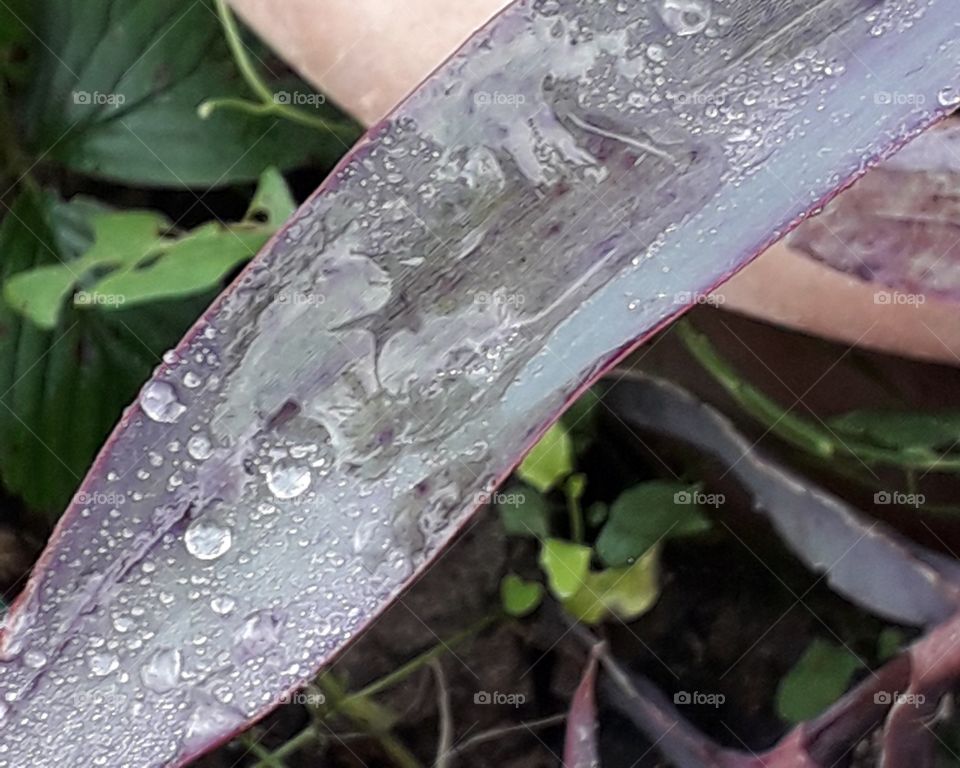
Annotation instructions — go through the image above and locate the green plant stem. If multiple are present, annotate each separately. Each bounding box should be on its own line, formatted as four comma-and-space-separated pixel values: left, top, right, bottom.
250, 727, 319, 768
675, 319, 834, 458
249, 616, 494, 767
320, 676, 422, 768
214, 0, 273, 103
206, 0, 354, 137
675, 319, 960, 473
342, 615, 495, 705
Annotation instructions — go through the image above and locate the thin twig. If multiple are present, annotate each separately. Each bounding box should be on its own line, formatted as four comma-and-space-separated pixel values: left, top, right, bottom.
431, 660, 454, 768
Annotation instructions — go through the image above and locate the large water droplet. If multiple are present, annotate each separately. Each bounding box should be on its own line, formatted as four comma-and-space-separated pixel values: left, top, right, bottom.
210, 595, 236, 615
187, 434, 213, 461
88, 652, 119, 677
183, 700, 245, 754
140, 381, 186, 423
266, 461, 311, 499
938, 86, 960, 107
184, 519, 233, 560
140, 648, 182, 693
234, 610, 282, 661
660, 0, 711, 36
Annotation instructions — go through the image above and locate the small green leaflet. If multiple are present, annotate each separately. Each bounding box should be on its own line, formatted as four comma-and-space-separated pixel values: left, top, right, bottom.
776, 639, 862, 723
539, 538, 591, 600
500, 575, 544, 618
518, 422, 574, 493
563, 547, 660, 625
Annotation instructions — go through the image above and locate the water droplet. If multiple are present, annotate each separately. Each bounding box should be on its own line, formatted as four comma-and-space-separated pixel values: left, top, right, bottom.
184, 519, 233, 561
187, 434, 213, 461
140, 381, 186, 423
140, 648, 182, 693
660, 0, 711, 36
211, 595, 236, 615
88, 652, 119, 677
938, 86, 960, 107
183, 700, 245, 753
266, 461, 311, 500
24, 650, 46, 669
234, 610, 282, 660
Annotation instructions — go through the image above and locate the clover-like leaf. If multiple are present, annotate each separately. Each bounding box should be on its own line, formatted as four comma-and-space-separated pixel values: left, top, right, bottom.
500, 574, 544, 618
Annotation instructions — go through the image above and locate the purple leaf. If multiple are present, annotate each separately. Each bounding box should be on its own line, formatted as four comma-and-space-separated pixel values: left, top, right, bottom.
607, 371, 960, 627
4, 1, 960, 765
790, 118, 960, 301
564, 644, 601, 768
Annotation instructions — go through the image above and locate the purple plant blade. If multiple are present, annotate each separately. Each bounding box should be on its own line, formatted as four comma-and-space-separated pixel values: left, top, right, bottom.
607, 371, 960, 627
564, 644, 601, 767
790, 118, 960, 301
4, 1, 960, 765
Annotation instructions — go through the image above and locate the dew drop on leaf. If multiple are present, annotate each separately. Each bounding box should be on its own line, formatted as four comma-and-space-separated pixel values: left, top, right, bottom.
184, 519, 233, 561
140, 381, 186, 423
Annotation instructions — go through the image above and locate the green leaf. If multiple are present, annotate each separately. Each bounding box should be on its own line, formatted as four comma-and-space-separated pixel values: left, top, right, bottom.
539, 538, 591, 600
500, 575, 544, 618
4, 210, 170, 328
87, 223, 268, 309
6, 171, 289, 327
776, 639, 862, 723
0, 190, 210, 517
563, 547, 660, 624
828, 409, 960, 452
23, 0, 358, 187
595, 482, 712, 567
245, 167, 297, 225
518, 422, 574, 493
0, 0, 30, 49
497, 484, 551, 539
